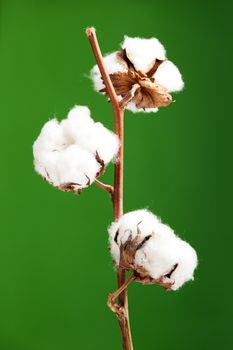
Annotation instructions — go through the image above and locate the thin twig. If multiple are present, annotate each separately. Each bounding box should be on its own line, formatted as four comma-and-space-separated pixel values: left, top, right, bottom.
108, 274, 135, 317
95, 179, 114, 199
86, 27, 133, 350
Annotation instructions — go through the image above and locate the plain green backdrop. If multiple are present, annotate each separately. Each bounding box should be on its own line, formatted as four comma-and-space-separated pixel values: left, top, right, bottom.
0, 0, 232, 349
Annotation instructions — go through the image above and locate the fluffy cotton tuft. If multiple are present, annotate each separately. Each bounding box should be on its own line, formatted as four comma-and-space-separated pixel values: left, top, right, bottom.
108, 209, 197, 291
33, 106, 119, 193
61, 106, 119, 164
122, 36, 166, 73
154, 60, 184, 93
90, 36, 184, 113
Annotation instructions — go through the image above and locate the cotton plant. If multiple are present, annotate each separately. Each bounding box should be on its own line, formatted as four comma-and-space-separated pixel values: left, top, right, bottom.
32, 27, 197, 350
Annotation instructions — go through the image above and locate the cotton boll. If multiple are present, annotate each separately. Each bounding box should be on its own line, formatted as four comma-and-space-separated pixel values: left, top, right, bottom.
122, 36, 166, 73
33, 105, 119, 193
154, 60, 184, 93
108, 209, 198, 291
90, 36, 184, 113
91, 52, 128, 92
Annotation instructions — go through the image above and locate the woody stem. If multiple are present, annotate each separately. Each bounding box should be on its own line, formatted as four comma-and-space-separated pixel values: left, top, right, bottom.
86, 27, 133, 350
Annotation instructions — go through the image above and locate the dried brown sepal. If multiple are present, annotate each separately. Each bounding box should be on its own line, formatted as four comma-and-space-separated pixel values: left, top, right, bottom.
57, 174, 93, 195
95, 151, 106, 177
134, 82, 172, 109
134, 267, 174, 291
58, 183, 83, 195
85, 175, 91, 186
100, 70, 137, 97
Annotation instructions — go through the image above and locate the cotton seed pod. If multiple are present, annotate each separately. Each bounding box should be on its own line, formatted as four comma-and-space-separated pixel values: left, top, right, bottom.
109, 209, 198, 291
91, 36, 184, 113
33, 106, 119, 194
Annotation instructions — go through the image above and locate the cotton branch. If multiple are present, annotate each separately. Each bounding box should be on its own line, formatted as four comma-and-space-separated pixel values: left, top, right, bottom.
86, 27, 132, 350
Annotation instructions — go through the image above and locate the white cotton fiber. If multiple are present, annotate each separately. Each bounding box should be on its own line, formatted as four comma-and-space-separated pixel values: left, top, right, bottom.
110, 209, 160, 245
33, 106, 119, 191
122, 36, 166, 73
109, 209, 198, 290
126, 101, 159, 114
90, 122, 120, 163
62, 106, 119, 164
154, 60, 184, 93
33, 119, 67, 155
34, 149, 61, 184
55, 145, 100, 187
165, 239, 198, 290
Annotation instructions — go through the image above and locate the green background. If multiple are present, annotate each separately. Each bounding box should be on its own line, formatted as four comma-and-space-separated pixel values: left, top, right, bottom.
0, 0, 232, 349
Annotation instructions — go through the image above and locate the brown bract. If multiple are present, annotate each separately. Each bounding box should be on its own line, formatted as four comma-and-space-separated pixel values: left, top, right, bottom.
100, 49, 173, 110
117, 232, 176, 291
